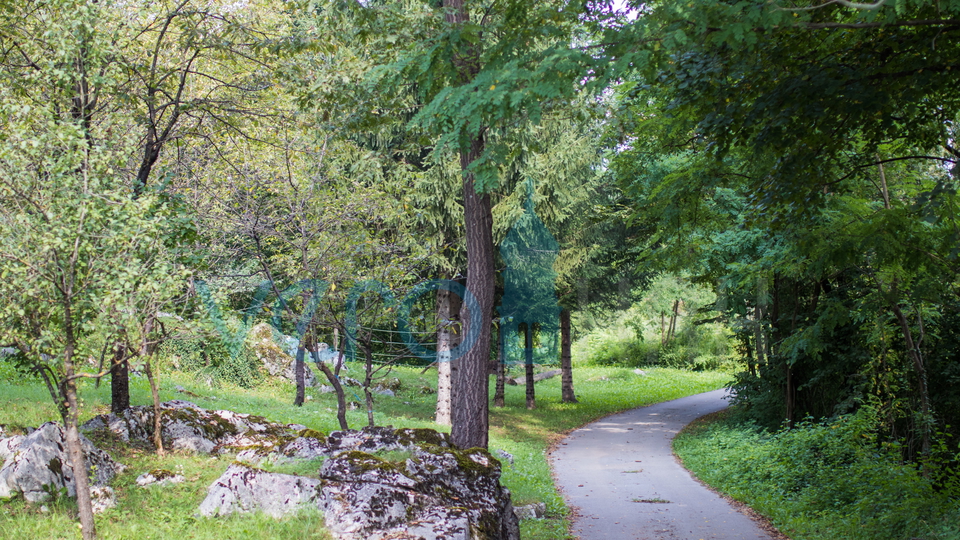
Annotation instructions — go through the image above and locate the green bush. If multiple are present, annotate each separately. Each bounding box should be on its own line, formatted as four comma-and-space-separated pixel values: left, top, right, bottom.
159, 337, 261, 388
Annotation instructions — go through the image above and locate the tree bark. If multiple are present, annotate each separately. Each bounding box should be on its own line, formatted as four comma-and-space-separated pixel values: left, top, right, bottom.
451, 136, 494, 449
443, 0, 493, 449
313, 347, 348, 430
436, 286, 461, 424
560, 308, 577, 403
294, 346, 306, 407
524, 324, 535, 410
493, 324, 506, 407
63, 304, 97, 539
109, 341, 129, 414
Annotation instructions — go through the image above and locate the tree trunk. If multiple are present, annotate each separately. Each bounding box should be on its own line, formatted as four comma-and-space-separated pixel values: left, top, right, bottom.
560, 308, 577, 403
110, 341, 129, 414
294, 346, 306, 407
444, 0, 493, 450
63, 310, 97, 539
363, 345, 376, 427
313, 347, 348, 430
143, 355, 164, 455
890, 302, 932, 455
451, 136, 494, 450
493, 323, 506, 407
436, 286, 461, 425
524, 324, 535, 410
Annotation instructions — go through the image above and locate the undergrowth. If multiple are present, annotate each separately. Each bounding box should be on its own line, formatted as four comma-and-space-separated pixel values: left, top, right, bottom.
674, 407, 960, 540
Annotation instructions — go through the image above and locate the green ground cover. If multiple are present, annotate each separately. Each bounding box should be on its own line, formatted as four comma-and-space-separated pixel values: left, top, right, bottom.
673, 409, 960, 540
0, 360, 730, 540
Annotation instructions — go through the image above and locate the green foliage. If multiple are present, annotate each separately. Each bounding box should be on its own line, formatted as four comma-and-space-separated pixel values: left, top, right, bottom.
675, 408, 960, 540
158, 336, 261, 389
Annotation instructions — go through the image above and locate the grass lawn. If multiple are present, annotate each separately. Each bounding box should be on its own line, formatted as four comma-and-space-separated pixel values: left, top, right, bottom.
0, 360, 730, 539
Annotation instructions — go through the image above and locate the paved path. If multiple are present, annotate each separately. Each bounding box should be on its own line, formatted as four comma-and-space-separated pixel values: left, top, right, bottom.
550, 389, 776, 540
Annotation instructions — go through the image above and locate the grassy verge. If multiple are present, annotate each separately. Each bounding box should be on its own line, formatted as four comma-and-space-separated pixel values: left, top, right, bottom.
0, 360, 729, 540
673, 408, 960, 540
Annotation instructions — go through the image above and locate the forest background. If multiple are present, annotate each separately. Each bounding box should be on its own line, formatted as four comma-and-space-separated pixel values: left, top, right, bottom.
1, 0, 959, 539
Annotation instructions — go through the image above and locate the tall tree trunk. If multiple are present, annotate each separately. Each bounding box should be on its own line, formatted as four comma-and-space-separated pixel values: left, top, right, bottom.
560, 308, 577, 403
436, 286, 461, 425
294, 346, 306, 407
451, 136, 494, 449
110, 341, 129, 414
445, 0, 493, 450
524, 324, 535, 410
494, 323, 506, 407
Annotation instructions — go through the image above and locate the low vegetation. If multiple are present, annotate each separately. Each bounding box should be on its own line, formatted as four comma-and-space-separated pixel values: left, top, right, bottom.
0, 358, 730, 540
674, 408, 960, 540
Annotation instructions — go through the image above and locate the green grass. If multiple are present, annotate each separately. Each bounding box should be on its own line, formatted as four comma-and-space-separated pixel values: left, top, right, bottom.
0, 359, 730, 540
674, 408, 960, 540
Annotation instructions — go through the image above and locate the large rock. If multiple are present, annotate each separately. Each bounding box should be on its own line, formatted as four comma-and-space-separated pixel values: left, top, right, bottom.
248, 323, 316, 386
81, 400, 311, 455
198, 463, 321, 518
197, 426, 519, 540
0, 422, 124, 503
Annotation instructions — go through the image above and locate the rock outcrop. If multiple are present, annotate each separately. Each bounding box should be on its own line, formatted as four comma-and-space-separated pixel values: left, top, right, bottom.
198, 425, 519, 540
0, 422, 124, 505
81, 400, 309, 455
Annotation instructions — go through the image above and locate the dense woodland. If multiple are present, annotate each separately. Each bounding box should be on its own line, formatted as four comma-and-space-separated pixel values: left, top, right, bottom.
1, 0, 960, 538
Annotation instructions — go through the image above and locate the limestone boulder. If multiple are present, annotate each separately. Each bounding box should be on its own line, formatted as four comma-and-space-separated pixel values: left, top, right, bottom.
197, 425, 519, 540
198, 463, 321, 518
0, 422, 124, 503
248, 323, 316, 386
81, 400, 311, 456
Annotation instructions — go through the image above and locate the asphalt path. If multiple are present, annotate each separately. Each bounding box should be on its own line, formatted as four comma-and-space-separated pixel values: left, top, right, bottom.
550, 389, 777, 540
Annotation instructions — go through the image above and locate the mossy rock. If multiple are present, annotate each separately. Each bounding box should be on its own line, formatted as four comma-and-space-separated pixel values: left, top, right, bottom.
394, 428, 448, 448
298, 428, 326, 442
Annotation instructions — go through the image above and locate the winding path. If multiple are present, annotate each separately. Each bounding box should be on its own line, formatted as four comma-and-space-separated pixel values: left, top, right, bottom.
550, 389, 776, 540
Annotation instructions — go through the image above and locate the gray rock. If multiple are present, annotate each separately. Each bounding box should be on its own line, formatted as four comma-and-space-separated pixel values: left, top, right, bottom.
136, 469, 185, 487
90, 486, 116, 514
196, 426, 518, 540
375, 389, 395, 397
0, 422, 123, 503
494, 449, 515, 466
81, 401, 311, 456
198, 463, 321, 518
513, 502, 546, 520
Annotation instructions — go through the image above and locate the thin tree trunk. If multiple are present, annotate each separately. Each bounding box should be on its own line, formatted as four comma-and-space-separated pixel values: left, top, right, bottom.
436, 286, 461, 425
560, 308, 577, 403
63, 306, 97, 539
139, 317, 164, 455
143, 356, 164, 456
313, 348, 348, 430
494, 324, 506, 407
294, 346, 306, 407
363, 345, 375, 427
890, 301, 932, 455
667, 299, 679, 341
524, 324, 535, 410
110, 341, 129, 414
